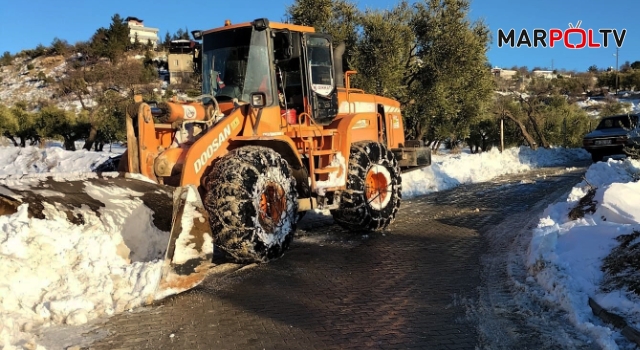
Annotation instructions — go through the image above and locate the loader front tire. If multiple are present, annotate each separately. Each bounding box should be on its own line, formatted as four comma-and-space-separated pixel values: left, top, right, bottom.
331, 141, 402, 232
203, 146, 298, 263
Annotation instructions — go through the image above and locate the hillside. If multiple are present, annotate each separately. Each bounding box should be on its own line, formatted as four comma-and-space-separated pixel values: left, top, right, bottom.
0, 55, 67, 108
0, 43, 176, 151
0, 52, 170, 112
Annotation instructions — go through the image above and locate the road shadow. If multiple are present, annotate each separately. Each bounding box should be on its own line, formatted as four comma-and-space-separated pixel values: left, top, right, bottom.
89, 213, 482, 350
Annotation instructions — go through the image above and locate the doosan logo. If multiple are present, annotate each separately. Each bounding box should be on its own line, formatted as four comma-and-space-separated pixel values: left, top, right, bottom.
498, 21, 626, 49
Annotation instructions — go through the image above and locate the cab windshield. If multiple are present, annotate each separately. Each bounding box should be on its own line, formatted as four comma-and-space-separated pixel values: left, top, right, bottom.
596, 115, 638, 130
201, 27, 274, 105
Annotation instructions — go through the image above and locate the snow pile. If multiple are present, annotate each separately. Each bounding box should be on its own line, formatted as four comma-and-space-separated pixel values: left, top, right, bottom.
0, 145, 172, 349
401, 146, 590, 198
528, 158, 640, 349
621, 98, 640, 114
0, 182, 171, 349
0, 146, 117, 175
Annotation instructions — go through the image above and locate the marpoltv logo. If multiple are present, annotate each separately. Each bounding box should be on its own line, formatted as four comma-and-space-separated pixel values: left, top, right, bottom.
497, 21, 626, 49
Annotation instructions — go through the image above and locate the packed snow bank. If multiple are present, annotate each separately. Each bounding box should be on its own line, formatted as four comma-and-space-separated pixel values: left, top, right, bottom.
528, 158, 640, 349
0, 146, 118, 175
401, 146, 590, 198
0, 180, 174, 349
0, 147, 169, 349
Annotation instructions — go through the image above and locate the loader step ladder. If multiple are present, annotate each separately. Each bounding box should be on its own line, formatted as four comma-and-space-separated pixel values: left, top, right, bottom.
285, 112, 344, 194
299, 128, 343, 193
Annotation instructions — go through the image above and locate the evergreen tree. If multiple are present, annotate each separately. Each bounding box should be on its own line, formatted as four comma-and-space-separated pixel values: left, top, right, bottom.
409, 0, 494, 148
163, 31, 172, 50
133, 32, 141, 50
31, 44, 47, 58
173, 28, 185, 40
50, 37, 70, 56
104, 13, 130, 62
142, 50, 157, 82
88, 14, 130, 61
352, 1, 416, 99
0, 51, 12, 66
286, 0, 360, 69
89, 27, 110, 59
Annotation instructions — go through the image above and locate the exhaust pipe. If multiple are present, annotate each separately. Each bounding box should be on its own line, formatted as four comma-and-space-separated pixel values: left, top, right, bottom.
333, 42, 345, 88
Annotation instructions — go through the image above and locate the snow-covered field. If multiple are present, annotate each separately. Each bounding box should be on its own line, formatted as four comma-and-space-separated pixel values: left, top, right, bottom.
0, 142, 628, 350
529, 158, 640, 349
575, 96, 640, 118
0, 144, 121, 175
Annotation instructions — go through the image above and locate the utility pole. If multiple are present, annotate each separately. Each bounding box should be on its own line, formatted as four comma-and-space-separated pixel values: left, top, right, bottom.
563, 111, 568, 148
500, 115, 505, 153
614, 47, 619, 94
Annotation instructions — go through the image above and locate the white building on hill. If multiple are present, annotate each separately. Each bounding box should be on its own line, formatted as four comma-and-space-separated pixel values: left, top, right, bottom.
126, 16, 159, 48
532, 70, 555, 79
491, 67, 518, 79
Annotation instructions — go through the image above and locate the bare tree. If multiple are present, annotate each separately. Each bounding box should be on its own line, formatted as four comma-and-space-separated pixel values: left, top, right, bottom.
57, 52, 157, 150
494, 96, 538, 149
516, 91, 551, 149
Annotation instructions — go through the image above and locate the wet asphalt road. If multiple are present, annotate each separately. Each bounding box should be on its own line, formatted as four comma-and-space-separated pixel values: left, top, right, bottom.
42, 160, 609, 350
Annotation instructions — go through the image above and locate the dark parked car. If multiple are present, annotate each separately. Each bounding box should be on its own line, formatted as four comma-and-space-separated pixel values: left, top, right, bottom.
582, 114, 640, 162
583, 114, 639, 162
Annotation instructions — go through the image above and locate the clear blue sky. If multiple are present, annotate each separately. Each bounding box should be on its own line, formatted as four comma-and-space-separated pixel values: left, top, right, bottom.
0, 0, 637, 72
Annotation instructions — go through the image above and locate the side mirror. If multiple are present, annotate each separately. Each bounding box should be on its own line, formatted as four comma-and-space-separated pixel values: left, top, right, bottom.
191, 30, 203, 40
274, 30, 292, 61
250, 92, 267, 108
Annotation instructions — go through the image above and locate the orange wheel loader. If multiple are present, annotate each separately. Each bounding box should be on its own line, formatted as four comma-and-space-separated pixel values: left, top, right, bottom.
0, 18, 431, 295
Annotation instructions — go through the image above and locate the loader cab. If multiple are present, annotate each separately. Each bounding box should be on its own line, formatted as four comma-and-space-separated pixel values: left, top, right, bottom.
200, 23, 276, 107
272, 29, 339, 124
199, 19, 339, 125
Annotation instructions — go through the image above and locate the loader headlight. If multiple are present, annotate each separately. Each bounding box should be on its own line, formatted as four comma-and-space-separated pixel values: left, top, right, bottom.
250, 92, 267, 108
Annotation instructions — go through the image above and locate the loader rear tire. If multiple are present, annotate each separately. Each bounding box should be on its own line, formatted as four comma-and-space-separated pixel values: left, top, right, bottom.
203, 146, 298, 263
331, 141, 402, 232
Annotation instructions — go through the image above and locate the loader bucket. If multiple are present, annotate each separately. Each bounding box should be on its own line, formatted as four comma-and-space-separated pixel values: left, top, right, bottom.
0, 172, 214, 299
156, 184, 215, 298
